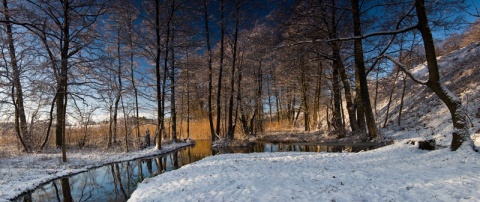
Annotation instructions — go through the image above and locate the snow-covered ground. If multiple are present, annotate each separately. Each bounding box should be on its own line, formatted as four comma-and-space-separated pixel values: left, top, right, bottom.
129, 43, 480, 201
129, 142, 480, 201
0, 142, 193, 201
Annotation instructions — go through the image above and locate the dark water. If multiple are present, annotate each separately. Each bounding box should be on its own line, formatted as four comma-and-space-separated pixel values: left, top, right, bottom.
15, 140, 381, 202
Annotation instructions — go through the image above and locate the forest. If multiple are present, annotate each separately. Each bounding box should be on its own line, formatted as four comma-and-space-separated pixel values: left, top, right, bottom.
2, 0, 480, 201
0, 0, 479, 159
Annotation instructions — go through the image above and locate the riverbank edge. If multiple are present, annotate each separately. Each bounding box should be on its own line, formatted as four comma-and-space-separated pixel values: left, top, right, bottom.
211, 131, 393, 149
256, 131, 394, 145
5, 141, 194, 201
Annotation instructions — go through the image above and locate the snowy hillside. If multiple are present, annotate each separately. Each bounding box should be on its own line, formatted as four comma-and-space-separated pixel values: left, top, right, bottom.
378, 42, 480, 146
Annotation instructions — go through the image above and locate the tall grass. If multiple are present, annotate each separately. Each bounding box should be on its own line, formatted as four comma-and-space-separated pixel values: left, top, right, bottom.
1, 117, 298, 152
264, 119, 295, 132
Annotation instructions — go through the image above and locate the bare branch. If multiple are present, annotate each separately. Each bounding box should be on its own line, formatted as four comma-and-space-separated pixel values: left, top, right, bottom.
329, 25, 418, 42
274, 24, 418, 51
381, 54, 428, 85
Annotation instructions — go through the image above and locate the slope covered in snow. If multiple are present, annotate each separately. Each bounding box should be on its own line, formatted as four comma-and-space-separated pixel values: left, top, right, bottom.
377, 42, 480, 146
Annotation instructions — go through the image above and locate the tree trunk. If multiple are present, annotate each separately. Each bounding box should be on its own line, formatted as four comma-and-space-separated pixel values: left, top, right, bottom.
398, 73, 407, 126
300, 68, 310, 131
313, 61, 322, 129
374, 67, 380, 119
203, 0, 215, 142
154, 0, 162, 149
108, 102, 113, 147
236, 52, 245, 135
170, 15, 177, 142
355, 70, 366, 133
383, 69, 400, 128
331, 66, 343, 131
121, 97, 129, 152
187, 68, 191, 139
326, 103, 331, 131
351, 0, 378, 139
40, 93, 57, 150
287, 93, 293, 121
113, 29, 123, 145
274, 87, 281, 124
414, 0, 473, 150
216, 0, 225, 138
328, 3, 344, 132
255, 61, 263, 133
127, 17, 140, 148
113, 92, 120, 144
333, 43, 358, 132
3, 0, 29, 152
227, 2, 240, 140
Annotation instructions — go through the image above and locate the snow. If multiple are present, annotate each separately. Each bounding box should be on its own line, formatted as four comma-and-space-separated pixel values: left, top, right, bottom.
0, 142, 193, 201
129, 143, 480, 201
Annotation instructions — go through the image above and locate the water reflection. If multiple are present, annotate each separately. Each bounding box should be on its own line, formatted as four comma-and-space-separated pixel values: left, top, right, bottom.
15, 140, 380, 202
213, 141, 379, 154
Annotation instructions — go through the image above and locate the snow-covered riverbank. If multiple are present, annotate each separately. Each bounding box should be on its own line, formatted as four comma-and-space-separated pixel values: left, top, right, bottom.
0, 141, 193, 201
129, 141, 480, 202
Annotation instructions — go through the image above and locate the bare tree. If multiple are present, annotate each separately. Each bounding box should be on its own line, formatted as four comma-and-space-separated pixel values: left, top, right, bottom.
383, 0, 474, 150
26, 0, 107, 161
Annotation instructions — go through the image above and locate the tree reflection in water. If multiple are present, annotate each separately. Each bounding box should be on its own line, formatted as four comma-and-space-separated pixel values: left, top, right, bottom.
60, 178, 72, 202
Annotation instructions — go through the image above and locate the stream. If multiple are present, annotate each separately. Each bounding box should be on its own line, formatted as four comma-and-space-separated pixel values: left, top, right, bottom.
14, 140, 382, 202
